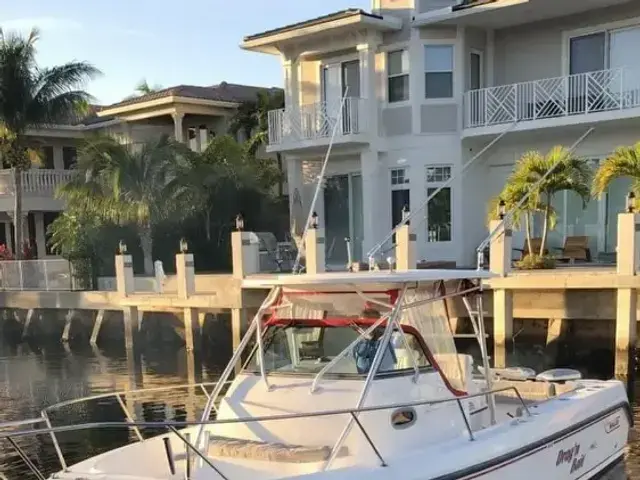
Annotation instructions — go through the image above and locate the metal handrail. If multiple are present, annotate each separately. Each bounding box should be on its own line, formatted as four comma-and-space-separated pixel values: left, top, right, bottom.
2, 385, 533, 479
26, 380, 231, 472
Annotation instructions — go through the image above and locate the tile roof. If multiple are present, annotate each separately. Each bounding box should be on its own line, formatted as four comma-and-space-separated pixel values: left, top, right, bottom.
102, 82, 283, 111
243, 8, 383, 42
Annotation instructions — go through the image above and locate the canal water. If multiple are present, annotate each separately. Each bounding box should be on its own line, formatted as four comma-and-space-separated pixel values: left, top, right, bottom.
0, 337, 639, 479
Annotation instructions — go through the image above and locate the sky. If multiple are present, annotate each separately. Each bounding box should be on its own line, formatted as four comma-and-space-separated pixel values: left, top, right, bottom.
2, 0, 370, 105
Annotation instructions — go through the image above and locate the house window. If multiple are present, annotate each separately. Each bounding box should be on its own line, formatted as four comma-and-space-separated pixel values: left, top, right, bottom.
391, 168, 410, 229
387, 50, 409, 103
424, 45, 454, 99
62, 147, 77, 170
425, 165, 452, 242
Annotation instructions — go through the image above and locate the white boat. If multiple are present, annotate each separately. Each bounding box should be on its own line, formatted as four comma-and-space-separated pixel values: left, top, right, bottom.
1, 268, 631, 480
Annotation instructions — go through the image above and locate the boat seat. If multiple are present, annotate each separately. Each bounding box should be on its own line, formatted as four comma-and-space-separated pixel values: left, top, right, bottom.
492, 379, 579, 401
175, 436, 350, 464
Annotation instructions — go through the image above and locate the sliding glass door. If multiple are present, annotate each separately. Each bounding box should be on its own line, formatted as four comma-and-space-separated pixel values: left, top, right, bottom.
323, 174, 363, 266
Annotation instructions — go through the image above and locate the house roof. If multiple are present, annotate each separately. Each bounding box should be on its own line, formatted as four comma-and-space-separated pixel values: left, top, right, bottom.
102, 82, 282, 111
243, 8, 383, 42
452, 0, 498, 11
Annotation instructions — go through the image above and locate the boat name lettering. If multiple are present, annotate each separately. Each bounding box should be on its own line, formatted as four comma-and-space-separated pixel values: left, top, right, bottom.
605, 415, 621, 434
556, 444, 583, 470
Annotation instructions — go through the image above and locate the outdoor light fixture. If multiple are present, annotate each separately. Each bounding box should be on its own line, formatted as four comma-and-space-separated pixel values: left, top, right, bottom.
310, 211, 319, 229
118, 240, 127, 255
179, 238, 188, 253
498, 199, 506, 220
627, 191, 636, 213
402, 205, 410, 222
235, 213, 244, 231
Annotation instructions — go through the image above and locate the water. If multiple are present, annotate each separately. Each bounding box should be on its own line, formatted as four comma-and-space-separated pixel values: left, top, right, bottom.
0, 337, 638, 479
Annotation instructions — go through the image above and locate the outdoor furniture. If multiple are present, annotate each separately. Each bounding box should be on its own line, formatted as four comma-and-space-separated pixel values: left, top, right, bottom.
513, 237, 548, 259
553, 236, 592, 264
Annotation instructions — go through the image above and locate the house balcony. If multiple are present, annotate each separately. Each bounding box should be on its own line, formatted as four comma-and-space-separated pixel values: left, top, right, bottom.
267, 97, 370, 153
463, 67, 640, 137
0, 169, 75, 212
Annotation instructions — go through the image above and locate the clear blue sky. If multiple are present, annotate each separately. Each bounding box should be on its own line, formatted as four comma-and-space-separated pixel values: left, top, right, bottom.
2, 0, 370, 105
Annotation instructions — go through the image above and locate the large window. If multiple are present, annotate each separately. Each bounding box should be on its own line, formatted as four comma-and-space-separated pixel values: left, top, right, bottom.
424, 45, 454, 99
569, 26, 640, 74
41, 146, 55, 169
62, 146, 77, 170
426, 166, 452, 242
387, 50, 409, 103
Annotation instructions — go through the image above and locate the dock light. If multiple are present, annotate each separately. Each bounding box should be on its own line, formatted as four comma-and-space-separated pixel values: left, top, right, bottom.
118, 240, 127, 255
498, 199, 506, 220
179, 238, 188, 253
627, 191, 636, 213
310, 211, 319, 229
235, 213, 244, 231
387, 256, 395, 271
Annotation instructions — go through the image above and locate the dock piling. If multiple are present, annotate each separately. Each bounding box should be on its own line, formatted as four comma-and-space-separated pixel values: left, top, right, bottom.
489, 220, 513, 368
90, 310, 106, 346
61, 310, 76, 343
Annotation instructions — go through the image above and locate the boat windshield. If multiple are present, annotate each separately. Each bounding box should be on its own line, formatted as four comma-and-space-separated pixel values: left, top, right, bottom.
244, 324, 431, 377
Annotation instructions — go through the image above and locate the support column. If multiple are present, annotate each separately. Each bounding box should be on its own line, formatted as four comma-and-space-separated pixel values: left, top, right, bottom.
176, 253, 195, 299
34, 212, 46, 258
360, 149, 380, 256
183, 307, 201, 352
4, 221, 12, 252
8, 212, 29, 252
282, 56, 300, 110
231, 231, 260, 278
614, 212, 639, 381
489, 220, 513, 368
53, 146, 64, 169
171, 111, 185, 143
193, 128, 202, 153
545, 318, 569, 365
395, 224, 416, 270
123, 307, 140, 351
115, 254, 135, 297
357, 38, 379, 136
305, 227, 326, 274
231, 308, 247, 353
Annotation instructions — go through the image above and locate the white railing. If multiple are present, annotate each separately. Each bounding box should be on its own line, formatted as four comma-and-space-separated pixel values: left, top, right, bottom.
0, 259, 76, 291
0, 169, 75, 196
268, 97, 366, 146
465, 66, 640, 128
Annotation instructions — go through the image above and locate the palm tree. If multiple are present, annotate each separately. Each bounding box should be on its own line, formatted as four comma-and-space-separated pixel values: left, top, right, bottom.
0, 27, 99, 259
125, 79, 162, 99
592, 142, 640, 208
229, 89, 285, 195
57, 135, 191, 274
489, 146, 591, 257
173, 135, 250, 241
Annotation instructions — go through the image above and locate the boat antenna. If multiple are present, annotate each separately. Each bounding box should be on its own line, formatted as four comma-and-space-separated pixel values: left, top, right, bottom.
366, 121, 519, 264
292, 87, 350, 274
475, 126, 595, 270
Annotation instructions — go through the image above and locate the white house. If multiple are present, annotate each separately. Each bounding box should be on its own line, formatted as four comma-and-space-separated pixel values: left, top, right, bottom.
242, 0, 640, 268
0, 82, 281, 259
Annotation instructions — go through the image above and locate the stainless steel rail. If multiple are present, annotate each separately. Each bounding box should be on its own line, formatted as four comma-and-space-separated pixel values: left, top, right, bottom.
1, 385, 532, 479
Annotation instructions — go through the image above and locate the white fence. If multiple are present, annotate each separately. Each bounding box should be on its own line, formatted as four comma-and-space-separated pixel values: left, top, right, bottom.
0, 169, 75, 196
0, 259, 77, 291
465, 66, 640, 128
268, 97, 365, 146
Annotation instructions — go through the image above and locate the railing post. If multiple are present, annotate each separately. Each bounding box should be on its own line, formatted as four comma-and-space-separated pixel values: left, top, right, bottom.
43, 260, 49, 291
231, 231, 260, 278
115, 253, 135, 296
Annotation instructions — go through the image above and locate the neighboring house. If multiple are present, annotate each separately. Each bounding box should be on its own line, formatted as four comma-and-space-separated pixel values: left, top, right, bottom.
242, 0, 640, 267
1, 82, 283, 259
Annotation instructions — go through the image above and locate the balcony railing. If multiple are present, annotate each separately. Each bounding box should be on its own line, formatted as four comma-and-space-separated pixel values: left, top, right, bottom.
268, 97, 366, 146
465, 66, 640, 129
0, 169, 75, 196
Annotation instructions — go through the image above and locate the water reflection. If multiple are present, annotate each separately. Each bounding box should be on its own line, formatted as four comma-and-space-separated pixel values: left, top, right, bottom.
0, 336, 637, 479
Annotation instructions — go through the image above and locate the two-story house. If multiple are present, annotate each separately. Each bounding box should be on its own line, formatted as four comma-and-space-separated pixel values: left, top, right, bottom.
242, 0, 640, 267
1, 82, 281, 260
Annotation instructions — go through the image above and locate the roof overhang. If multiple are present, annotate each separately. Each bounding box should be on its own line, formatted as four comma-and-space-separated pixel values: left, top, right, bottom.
97, 95, 240, 119
413, 0, 633, 28
242, 11, 403, 55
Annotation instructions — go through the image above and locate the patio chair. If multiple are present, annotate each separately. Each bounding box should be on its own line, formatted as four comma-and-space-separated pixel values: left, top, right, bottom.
553, 236, 592, 264
513, 237, 548, 259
